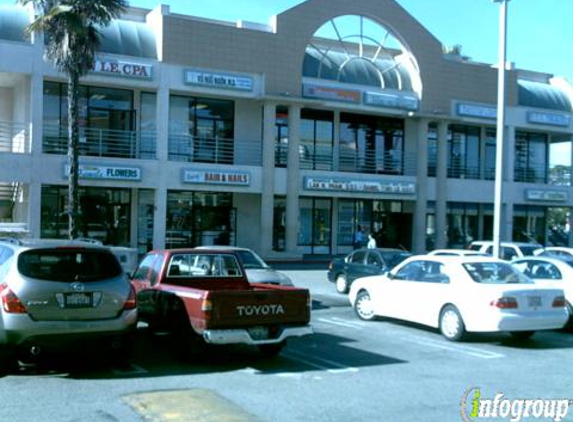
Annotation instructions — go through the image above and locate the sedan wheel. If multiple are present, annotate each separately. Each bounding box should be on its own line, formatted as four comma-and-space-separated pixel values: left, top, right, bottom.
335, 274, 349, 294
440, 305, 466, 341
354, 290, 376, 321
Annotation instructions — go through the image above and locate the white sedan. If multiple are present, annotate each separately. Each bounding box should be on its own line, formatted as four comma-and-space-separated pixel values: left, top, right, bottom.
348, 255, 569, 341
511, 256, 573, 329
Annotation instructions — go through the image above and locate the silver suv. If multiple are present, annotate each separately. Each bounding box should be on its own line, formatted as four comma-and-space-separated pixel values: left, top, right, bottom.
0, 238, 137, 370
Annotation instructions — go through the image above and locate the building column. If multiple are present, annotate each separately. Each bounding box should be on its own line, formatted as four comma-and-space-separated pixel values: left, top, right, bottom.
412, 118, 429, 254
435, 121, 448, 249
503, 125, 515, 240
285, 104, 301, 254
27, 41, 44, 237
260, 102, 276, 255
155, 84, 169, 162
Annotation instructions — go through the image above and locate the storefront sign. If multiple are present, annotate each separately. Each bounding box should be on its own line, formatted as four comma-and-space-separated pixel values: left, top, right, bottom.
456, 103, 497, 119
364, 91, 419, 111
302, 83, 361, 103
303, 177, 415, 194
64, 164, 141, 181
527, 111, 570, 127
182, 169, 250, 186
184, 69, 254, 91
525, 189, 568, 202
93, 59, 153, 79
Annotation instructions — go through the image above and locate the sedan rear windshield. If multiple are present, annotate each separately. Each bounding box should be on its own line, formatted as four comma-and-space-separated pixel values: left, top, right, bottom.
18, 248, 123, 282
463, 262, 533, 284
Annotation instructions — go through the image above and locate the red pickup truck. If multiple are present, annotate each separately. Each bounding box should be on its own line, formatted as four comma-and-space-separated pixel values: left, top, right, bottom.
131, 248, 313, 356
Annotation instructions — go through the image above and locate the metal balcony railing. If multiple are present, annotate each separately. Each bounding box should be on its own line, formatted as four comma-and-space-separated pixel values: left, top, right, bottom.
0, 121, 30, 154
446, 163, 481, 180
43, 125, 156, 159
338, 149, 417, 176
514, 164, 548, 184
168, 133, 262, 166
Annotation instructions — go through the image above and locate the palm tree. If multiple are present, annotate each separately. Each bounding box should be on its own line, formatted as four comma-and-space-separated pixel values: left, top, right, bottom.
20, 0, 127, 239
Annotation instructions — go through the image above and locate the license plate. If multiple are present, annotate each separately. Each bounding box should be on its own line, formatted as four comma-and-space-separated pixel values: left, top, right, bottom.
527, 296, 542, 307
248, 326, 269, 341
64, 293, 93, 308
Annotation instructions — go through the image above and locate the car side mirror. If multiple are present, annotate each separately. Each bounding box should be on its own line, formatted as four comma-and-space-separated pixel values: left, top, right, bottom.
386, 272, 394, 279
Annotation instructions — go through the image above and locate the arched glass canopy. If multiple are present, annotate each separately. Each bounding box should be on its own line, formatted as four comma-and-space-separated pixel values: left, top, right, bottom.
303, 15, 421, 97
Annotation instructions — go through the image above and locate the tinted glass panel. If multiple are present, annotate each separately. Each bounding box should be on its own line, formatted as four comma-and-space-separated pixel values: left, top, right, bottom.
18, 249, 122, 282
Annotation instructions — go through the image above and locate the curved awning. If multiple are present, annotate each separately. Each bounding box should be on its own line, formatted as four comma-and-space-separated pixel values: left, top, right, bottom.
303, 49, 413, 91
98, 20, 157, 60
518, 80, 572, 112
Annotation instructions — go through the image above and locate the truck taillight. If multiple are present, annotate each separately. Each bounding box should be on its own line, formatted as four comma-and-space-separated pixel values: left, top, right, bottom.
201, 298, 212, 312
123, 285, 137, 310
0, 284, 27, 314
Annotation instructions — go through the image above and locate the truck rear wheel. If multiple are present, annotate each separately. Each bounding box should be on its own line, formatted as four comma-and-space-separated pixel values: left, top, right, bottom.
258, 341, 286, 358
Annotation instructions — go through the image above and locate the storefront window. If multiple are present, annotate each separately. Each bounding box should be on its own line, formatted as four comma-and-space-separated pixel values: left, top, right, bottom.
337, 199, 410, 251
515, 131, 548, 183
427, 125, 437, 177
446, 202, 478, 248
484, 129, 496, 180
340, 113, 404, 174
299, 197, 332, 254
42, 82, 136, 158
513, 205, 546, 243
166, 191, 235, 248
168, 95, 234, 163
448, 125, 480, 179
137, 189, 154, 255
139, 92, 157, 159
275, 107, 288, 167
300, 109, 333, 171
41, 185, 131, 246
273, 196, 286, 251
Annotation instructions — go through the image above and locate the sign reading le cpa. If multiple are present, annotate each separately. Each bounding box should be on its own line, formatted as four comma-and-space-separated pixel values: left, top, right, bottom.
93, 58, 153, 80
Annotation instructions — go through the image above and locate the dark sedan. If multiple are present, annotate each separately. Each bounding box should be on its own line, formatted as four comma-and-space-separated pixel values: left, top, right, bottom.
327, 248, 412, 294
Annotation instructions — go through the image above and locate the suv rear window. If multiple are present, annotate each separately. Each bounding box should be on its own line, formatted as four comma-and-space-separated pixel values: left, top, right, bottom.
18, 248, 123, 282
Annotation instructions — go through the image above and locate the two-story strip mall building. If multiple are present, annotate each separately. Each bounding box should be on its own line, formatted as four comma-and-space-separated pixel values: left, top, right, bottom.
0, 0, 572, 259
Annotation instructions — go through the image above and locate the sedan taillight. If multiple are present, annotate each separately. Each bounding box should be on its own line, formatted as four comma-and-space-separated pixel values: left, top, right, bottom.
552, 296, 566, 308
0, 284, 27, 314
123, 284, 137, 310
490, 297, 518, 309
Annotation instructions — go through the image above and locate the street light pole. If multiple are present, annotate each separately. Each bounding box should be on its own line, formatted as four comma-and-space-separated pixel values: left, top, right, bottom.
492, 0, 509, 259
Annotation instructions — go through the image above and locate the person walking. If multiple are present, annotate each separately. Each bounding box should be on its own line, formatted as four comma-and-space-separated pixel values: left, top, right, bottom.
367, 233, 377, 249
354, 226, 365, 249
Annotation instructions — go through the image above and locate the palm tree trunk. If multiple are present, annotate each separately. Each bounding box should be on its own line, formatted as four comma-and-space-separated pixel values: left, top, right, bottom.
67, 72, 80, 240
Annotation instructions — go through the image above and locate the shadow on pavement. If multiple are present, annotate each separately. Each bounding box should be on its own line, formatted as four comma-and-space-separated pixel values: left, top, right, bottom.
7, 328, 406, 380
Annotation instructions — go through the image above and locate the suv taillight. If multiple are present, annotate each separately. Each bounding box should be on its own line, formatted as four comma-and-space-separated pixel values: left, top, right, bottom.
123, 284, 137, 310
490, 297, 518, 309
0, 284, 27, 314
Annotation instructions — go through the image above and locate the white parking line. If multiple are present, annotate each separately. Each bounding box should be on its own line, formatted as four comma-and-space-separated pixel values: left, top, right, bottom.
317, 316, 504, 359
400, 335, 505, 359
282, 349, 359, 373
111, 363, 149, 376
316, 317, 365, 329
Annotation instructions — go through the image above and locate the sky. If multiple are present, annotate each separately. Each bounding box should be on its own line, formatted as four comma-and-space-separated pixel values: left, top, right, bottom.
2, 0, 570, 82
116, 0, 571, 83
